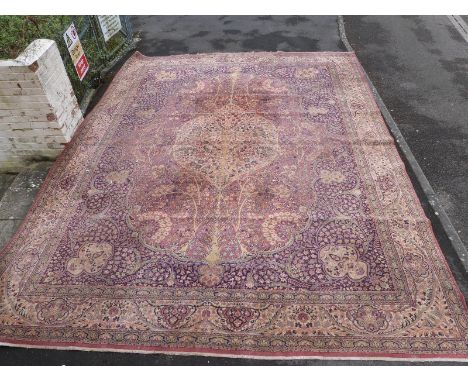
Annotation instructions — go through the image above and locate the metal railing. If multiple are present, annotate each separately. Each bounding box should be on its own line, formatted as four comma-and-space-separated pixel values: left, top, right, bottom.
55, 16, 135, 111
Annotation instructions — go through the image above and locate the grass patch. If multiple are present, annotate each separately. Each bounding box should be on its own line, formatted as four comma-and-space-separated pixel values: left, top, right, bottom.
0, 16, 72, 59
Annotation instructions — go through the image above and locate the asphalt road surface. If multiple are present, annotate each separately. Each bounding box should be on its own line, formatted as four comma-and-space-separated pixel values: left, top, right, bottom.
131, 15, 343, 54
344, 15, 468, 250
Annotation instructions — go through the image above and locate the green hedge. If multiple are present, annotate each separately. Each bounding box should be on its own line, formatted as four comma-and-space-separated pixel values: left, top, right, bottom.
0, 16, 72, 59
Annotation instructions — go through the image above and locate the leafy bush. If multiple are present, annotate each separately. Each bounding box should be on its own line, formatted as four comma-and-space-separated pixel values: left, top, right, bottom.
0, 16, 72, 59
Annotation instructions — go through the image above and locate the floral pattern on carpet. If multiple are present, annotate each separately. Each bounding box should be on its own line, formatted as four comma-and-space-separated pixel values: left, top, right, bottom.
0, 52, 467, 360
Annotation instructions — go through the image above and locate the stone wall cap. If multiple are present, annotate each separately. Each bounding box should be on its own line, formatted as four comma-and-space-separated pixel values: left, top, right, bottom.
0, 39, 56, 67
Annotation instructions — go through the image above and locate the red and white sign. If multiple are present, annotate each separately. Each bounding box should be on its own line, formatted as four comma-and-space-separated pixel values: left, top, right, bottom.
75, 54, 89, 81
64, 23, 89, 81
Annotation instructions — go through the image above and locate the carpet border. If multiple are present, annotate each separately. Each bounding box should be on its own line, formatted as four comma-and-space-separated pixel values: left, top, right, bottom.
338, 15, 468, 274
0, 51, 144, 260
348, 53, 468, 313
1, 339, 468, 363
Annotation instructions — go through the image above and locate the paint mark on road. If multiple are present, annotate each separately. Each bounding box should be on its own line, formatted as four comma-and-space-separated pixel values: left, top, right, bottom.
447, 15, 468, 44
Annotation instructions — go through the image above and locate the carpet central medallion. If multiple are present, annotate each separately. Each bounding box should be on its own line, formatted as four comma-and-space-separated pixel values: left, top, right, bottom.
128, 72, 316, 269
0, 52, 466, 361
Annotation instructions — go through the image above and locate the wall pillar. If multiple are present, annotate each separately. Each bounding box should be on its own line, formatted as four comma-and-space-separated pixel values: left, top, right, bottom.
0, 39, 83, 170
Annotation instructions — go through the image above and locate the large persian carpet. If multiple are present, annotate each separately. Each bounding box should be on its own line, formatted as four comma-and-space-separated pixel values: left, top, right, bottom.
0, 52, 467, 361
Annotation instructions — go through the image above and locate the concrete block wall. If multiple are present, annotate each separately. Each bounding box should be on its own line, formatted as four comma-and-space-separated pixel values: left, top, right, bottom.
0, 39, 83, 171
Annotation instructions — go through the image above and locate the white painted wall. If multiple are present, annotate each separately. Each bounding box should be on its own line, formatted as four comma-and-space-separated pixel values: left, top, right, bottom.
0, 39, 83, 170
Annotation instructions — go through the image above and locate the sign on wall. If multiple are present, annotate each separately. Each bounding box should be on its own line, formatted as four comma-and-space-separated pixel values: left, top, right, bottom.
63, 23, 89, 81
97, 16, 122, 42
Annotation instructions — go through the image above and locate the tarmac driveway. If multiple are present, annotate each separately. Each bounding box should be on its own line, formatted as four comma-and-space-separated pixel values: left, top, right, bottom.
344, 16, 468, 250
130, 15, 344, 54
